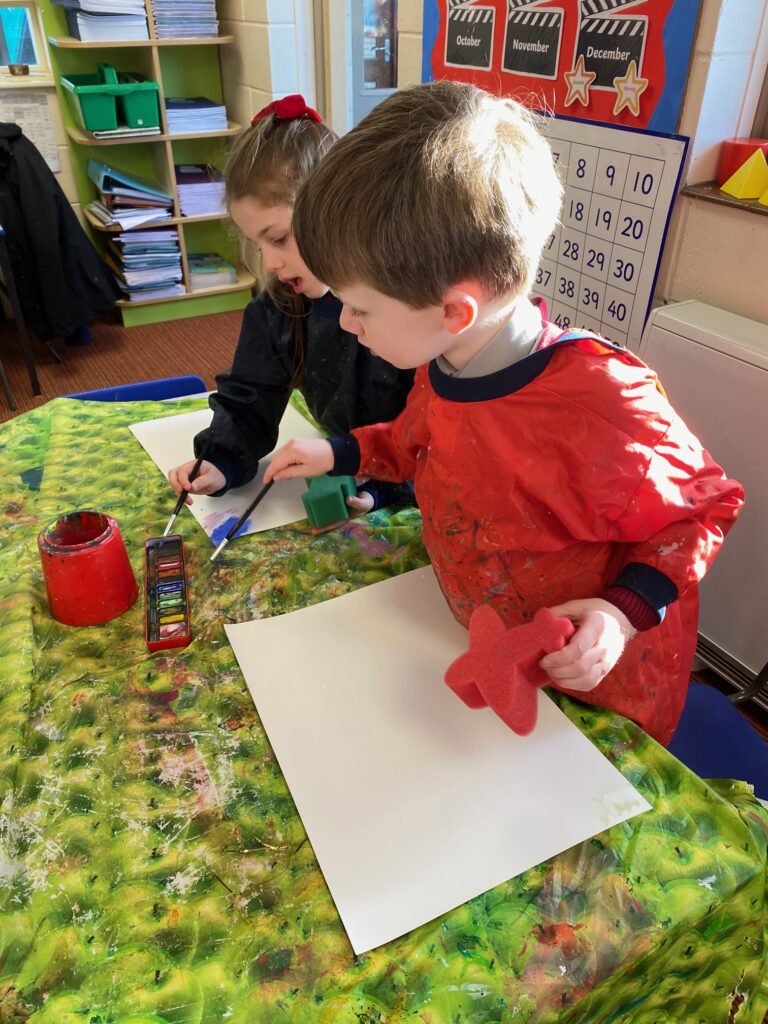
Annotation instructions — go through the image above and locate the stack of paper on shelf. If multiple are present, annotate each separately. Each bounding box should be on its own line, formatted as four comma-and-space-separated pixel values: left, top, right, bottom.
150, 0, 218, 38
165, 97, 227, 134
64, 9, 149, 40
86, 158, 173, 230
188, 252, 237, 291
175, 164, 226, 217
106, 229, 184, 302
53, 0, 148, 40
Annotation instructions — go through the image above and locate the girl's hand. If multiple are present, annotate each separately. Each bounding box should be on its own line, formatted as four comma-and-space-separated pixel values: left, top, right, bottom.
346, 489, 375, 514
539, 598, 636, 692
264, 439, 334, 483
168, 459, 226, 502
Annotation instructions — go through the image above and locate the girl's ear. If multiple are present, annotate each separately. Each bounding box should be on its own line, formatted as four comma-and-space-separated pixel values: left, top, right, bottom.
441, 284, 480, 335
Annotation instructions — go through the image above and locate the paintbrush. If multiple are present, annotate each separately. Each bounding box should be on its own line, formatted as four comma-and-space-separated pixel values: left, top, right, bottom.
209, 479, 275, 562
164, 454, 205, 537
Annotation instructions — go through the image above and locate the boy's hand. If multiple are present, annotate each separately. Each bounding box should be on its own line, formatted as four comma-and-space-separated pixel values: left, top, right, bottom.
539, 598, 636, 692
168, 459, 226, 503
346, 490, 375, 514
264, 439, 334, 483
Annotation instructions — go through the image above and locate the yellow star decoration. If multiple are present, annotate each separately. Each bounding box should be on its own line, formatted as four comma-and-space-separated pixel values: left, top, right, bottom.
564, 54, 597, 108
613, 59, 648, 117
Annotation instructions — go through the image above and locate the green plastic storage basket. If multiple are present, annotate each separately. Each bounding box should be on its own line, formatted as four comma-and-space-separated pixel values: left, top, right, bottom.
61, 63, 160, 132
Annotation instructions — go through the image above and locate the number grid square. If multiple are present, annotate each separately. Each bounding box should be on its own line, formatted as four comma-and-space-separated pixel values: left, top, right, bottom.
532, 117, 687, 350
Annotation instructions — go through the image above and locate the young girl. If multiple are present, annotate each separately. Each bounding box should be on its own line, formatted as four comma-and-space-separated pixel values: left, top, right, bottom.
168, 94, 414, 513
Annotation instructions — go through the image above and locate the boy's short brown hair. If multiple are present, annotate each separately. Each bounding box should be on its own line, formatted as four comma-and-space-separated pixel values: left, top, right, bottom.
293, 80, 562, 308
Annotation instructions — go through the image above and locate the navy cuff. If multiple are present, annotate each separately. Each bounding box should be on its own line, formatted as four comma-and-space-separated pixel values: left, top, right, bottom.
358, 480, 415, 511
357, 480, 383, 511
329, 435, 361, 476
611, 562, 678, 623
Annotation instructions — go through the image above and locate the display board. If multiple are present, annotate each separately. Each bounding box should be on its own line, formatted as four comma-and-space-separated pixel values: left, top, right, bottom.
533, 115, 687, 348
423, 0, 702, 134
0, 90, 60, 171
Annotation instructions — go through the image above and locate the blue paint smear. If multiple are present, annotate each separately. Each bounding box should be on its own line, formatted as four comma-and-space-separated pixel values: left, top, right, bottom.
21, 466, 43, 491
421, 0, 440, 83
648, 0, 702, 135
210, 515, 251, 545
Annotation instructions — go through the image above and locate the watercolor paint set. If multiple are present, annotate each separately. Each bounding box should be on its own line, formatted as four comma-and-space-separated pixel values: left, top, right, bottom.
144, 535, 192, 651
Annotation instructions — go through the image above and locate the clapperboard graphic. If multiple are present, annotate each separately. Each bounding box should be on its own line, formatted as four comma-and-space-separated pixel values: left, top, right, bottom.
576, 0, 647, 89
502, 1, 564, 80
445, 0, 496, 71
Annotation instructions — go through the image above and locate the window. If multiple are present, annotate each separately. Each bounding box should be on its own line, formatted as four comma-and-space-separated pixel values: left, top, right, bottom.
363, 0, 397, 92
0, 1, 51, 81
1, 6, 39, 67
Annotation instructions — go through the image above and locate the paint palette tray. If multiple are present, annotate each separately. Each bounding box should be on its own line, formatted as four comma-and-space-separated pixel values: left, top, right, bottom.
144, 535, 191, 652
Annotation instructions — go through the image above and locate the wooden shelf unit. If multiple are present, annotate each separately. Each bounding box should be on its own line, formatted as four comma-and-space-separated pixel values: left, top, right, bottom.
65, 121, 242, 146
48, 34, 234, 49
43, 0, 254, 324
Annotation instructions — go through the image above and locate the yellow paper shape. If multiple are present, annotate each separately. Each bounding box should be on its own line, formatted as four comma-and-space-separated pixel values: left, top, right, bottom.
759, 185, 768, 207
721, 149, 768, 200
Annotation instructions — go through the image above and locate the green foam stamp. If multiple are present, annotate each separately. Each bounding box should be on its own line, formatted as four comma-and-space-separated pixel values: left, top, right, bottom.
301, 475, 356, 530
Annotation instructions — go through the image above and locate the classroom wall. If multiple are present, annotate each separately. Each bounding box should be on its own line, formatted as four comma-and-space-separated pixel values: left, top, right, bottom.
391, 0, 768, 326
219, 0, 316, 127
47, 92, 81, 217
655, 0, 768, 324
32, 0, 768, 326
397, 0, 423, 89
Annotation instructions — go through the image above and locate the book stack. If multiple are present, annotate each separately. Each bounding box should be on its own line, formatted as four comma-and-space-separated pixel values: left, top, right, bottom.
87, 158, 173, 230
53, 0, 149, 41
175, 164, 226, 217
165, 97, 227, 134
106, 229, 185, 302
150, 0, 218, 38
188, 252, 237, 291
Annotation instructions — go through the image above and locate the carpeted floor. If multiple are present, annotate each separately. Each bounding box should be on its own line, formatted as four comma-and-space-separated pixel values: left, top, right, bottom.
0, 307, 245, 423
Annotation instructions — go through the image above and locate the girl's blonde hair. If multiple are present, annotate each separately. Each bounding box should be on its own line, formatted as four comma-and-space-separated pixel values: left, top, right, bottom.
225, 110, 337, 383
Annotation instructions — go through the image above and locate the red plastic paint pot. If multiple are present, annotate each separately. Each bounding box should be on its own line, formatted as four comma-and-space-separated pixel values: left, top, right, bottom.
38, 510, 138, 626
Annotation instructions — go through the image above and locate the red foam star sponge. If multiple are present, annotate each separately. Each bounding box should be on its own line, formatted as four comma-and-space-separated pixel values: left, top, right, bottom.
444, 606, 575, 736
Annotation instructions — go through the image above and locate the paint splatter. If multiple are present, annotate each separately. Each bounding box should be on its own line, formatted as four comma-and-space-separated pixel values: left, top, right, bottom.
21, 466, 43, 491
209, 515, 252, 545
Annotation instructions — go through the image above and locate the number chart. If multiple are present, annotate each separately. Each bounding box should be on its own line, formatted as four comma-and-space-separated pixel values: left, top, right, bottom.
533, 116, 687, 350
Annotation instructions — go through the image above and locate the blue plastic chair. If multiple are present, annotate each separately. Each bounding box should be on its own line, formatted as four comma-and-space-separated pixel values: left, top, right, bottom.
64, 374, 206, 402
669, 667, 768, 801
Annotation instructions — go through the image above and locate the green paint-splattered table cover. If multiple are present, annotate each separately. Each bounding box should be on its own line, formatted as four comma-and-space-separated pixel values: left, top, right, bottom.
1, 397, 766, 1024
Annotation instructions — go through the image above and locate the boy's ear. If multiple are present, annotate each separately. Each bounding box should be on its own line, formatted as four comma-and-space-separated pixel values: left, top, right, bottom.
441, 284, 480, 335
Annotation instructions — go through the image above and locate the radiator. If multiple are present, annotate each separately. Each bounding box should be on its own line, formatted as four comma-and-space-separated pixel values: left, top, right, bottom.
636, 300, 768, 708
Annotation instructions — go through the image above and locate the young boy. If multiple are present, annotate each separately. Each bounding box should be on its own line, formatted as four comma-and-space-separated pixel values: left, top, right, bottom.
264, 81, 743, 745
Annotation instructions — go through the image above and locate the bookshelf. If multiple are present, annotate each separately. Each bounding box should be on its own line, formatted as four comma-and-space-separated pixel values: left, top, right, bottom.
43, 0, 255, 327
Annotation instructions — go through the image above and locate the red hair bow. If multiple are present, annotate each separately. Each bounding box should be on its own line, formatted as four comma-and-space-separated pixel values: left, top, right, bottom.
251, 94, 322, 125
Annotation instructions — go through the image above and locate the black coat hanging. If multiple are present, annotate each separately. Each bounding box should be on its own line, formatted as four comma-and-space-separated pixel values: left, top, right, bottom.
0, 122, 119, 341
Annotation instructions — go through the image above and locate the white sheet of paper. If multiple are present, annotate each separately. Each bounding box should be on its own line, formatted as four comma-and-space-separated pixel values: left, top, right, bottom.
225, 567, 650, 955
130, 405, 323, 541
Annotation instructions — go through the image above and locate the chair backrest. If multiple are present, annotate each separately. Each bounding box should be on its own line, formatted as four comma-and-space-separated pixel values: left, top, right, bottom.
669, 683, 768, 800
63, 375, 206, 402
